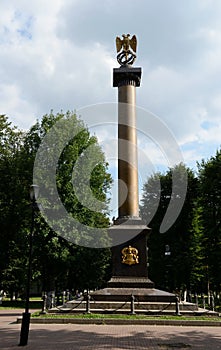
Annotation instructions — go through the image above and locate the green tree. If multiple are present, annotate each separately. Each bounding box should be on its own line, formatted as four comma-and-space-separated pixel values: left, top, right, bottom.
140, 164, 198, 292
197, 150, 221, 292
0, 115, 29, 298
0, 112, 112, 296
189, 206, 207, 293
25, 111, 112, 292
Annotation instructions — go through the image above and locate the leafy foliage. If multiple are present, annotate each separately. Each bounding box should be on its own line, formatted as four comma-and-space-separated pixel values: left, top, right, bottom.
1, 111, 221, 298
197, 150, 221, 292
0, 112, 112, 297
140, 164, 199, 292
141, 154, 221, 294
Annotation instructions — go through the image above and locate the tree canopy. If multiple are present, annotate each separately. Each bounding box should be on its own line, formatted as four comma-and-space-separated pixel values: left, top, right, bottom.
140, 164, 198, 291
1, 111, 221, 299
0, 112, 112, 297
140, 157, 221, 294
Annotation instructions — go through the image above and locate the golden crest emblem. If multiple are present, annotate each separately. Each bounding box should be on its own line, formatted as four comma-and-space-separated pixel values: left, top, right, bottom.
121, 245, 139, 265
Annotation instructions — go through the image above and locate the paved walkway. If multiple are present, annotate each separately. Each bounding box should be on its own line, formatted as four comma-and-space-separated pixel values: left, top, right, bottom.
0, 310, 221, 349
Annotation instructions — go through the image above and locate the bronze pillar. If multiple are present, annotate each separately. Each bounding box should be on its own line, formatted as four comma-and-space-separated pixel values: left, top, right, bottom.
113, 66, 142, 220
118, 83, 139, 218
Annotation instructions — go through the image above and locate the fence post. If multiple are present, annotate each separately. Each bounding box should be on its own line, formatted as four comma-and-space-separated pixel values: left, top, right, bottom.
51, 291, 55, 308
86, 293, 91, 314
130, 294, 136, 315
175, 296, 181, 316
40, 292, 47, 314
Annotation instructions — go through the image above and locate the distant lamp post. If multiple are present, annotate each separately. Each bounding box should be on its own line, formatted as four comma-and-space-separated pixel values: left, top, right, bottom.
19, 184, 39, 347
164, 244, 171, 291
165, 244, 171, 256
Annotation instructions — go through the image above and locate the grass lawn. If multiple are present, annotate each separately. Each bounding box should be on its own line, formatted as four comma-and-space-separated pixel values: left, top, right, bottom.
30, 311, 221, 322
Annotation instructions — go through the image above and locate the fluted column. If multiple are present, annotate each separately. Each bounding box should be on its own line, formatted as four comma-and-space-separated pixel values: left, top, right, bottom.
113, 66, 142, 219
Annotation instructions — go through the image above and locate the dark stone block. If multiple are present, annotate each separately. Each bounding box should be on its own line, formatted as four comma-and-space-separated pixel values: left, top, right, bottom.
90, 218, 176, 304
91, 287, 176, 303
113, 66, 142, 87
108, 218, 152, 287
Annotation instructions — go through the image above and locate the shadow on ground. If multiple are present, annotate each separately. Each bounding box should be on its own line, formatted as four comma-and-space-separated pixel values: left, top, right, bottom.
0, 325, 220, 349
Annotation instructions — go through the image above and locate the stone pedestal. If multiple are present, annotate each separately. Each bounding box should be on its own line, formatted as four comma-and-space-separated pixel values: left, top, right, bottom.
91, 217, 175, 304
108, 218, 153, 289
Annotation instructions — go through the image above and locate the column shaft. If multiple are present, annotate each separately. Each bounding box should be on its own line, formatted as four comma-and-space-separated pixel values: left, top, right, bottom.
118, 83, 139, 218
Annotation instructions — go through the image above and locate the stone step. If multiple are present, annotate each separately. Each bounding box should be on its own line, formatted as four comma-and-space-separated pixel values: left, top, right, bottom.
62, 300, 197, 311
49, 300, 207, 315
49, 308, 219, 316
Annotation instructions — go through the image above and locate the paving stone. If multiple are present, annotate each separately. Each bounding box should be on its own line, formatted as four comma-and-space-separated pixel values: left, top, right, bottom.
0, 309, 220, 349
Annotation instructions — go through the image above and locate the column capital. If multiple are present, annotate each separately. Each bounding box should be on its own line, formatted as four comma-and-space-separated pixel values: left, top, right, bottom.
113, 66, 142, 87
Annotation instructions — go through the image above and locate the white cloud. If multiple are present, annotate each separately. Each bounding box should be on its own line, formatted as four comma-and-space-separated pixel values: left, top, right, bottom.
0, 0, 116, 129
0, 0, 221, 171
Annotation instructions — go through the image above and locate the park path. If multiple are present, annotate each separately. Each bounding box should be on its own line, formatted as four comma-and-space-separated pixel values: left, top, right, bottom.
0, 309, 220, 349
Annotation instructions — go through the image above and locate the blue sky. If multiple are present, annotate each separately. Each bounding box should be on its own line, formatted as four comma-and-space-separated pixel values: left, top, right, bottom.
1, 0, 221, 214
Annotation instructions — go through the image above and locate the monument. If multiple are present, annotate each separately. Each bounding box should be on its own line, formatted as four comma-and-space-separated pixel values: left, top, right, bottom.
49, 36, 207, 315
92, 35, 176, 303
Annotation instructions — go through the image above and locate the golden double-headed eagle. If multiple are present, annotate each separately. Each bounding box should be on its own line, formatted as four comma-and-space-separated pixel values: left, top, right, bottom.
116, 34, 137, 54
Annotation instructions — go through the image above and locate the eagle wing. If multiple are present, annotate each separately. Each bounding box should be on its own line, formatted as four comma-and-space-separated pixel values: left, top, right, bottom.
129, 35, 137, 53
116, 36, 123, 53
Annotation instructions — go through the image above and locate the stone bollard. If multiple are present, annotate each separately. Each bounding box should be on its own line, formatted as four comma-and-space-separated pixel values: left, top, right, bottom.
40, 292, 47, 314
130, 294, 136, 315
86, 293, 91, 314
175, 296, 181, 316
